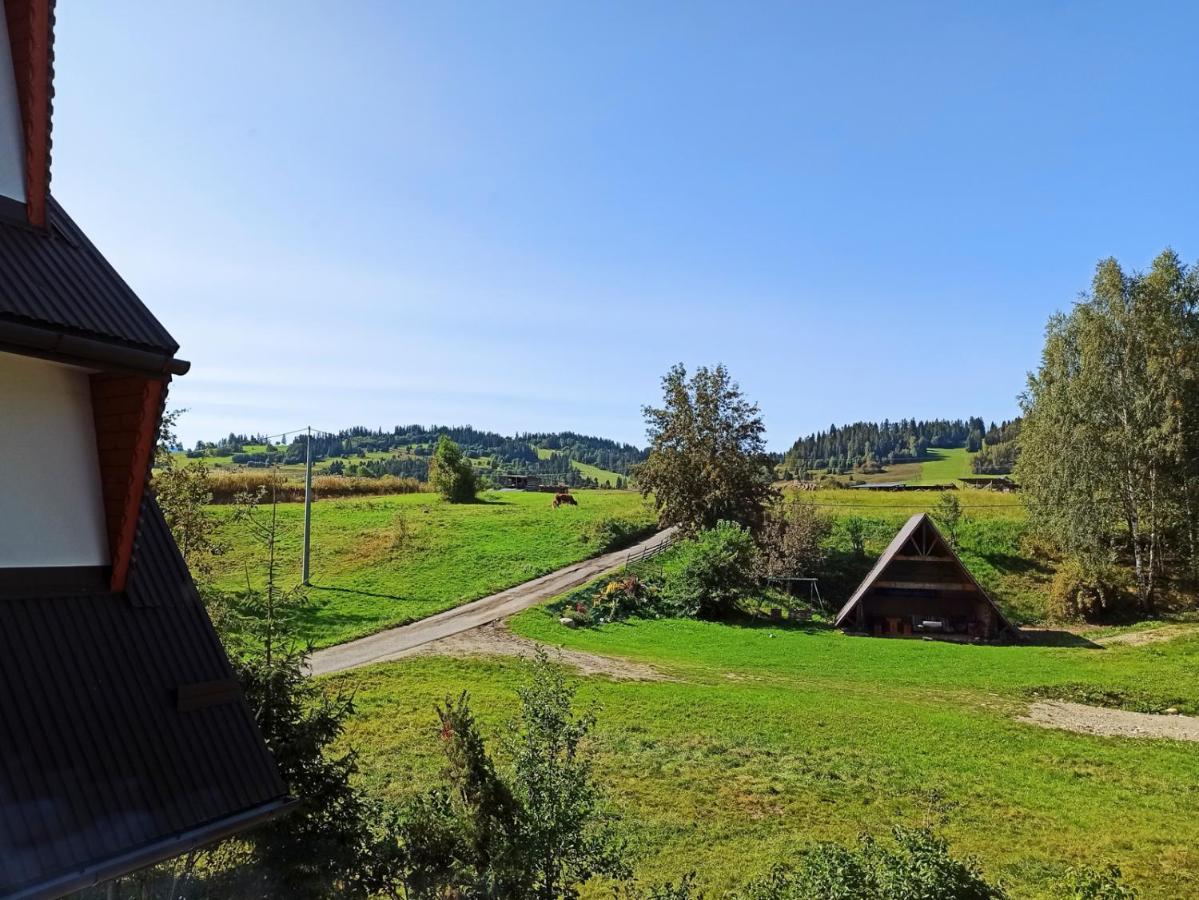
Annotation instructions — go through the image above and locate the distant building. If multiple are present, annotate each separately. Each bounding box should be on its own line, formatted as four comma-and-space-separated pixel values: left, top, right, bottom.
849, 482, 956, 492
960, 475, 1019, 492
498, 473, 542, 490
835, 514, 1016, 641
0, 3, 288, 895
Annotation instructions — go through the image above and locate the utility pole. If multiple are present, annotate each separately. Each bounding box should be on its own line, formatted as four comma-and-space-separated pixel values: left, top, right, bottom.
302, 426, 313, 585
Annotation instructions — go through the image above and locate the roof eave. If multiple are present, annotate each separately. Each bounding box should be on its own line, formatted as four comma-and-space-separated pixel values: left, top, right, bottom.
8, 798, 295, 900
0, 318, 190, 375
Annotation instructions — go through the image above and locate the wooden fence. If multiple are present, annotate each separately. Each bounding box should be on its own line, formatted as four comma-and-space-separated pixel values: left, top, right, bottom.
623, 531, 677, 568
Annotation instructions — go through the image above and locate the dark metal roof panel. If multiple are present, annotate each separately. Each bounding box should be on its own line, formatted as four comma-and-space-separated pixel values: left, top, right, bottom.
0, 496, 286, 897
0, 197, 179, 355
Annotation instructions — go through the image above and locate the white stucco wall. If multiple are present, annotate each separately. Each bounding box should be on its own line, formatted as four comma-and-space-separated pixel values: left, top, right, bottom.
0, 2, 26, 202
0, 352, 110, 567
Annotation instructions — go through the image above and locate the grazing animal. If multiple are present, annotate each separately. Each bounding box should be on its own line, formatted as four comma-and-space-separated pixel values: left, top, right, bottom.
553, 492, 578, 508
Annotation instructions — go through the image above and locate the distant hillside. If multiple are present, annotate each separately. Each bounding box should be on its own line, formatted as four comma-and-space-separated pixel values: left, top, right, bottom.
184, 425, 646, 488
778, 417, 989, 477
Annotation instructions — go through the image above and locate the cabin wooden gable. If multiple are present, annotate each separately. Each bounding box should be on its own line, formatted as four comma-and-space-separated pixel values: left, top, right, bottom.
834, 513, 1014, 640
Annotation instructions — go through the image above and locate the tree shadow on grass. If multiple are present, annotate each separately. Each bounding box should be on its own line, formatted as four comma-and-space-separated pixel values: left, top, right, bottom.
310, 584, 410, 603
1017, 628, 1103, 649
978, 551, 1055, 578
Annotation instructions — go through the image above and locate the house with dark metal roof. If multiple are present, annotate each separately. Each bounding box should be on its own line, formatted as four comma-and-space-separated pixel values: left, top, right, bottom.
834, 514, 1016, 641
0, 3, 289, 896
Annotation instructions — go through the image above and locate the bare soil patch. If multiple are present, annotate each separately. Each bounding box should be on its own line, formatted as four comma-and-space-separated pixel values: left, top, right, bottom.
1021, 700, 1199, 742
411, 621, 670, 681
1092, 624, 1199, 647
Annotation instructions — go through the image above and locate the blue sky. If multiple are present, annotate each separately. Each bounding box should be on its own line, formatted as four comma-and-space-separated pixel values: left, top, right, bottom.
52, 2, 1199, 450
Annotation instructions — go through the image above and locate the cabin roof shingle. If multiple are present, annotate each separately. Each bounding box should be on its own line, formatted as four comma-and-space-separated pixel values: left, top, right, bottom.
0, 198, 185, 369
0, 497, 289, 897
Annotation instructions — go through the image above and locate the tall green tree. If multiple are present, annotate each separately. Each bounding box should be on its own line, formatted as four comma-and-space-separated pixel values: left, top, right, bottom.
1017, 250, 1199, 613
638, 363, 775, 534
429, 435, 479, 503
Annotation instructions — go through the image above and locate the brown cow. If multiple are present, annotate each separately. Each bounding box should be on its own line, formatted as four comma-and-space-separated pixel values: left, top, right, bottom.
552, 492, 578, 508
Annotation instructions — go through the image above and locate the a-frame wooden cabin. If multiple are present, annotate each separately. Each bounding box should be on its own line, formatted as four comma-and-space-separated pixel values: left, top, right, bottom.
834, 513, 1015, 641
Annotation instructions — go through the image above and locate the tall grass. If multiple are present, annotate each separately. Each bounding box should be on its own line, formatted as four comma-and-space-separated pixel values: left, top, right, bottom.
206, 471, 427, 503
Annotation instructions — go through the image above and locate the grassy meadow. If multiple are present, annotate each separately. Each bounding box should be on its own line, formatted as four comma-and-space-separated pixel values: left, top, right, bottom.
327, 608, 1199, 899
329, 620, 1199, 898
209, 489, 655, 648
804, 445, 985, 486
310, 484, 1199, 895
912, 446, 977, 483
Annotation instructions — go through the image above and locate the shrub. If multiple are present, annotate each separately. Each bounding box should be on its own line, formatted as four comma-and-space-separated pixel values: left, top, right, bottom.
755, 497, 832, 580
1048, 557, 1134, 622
585, 517, 653, 553
592, 576, 649, 622
392, 652, 627, 897
663, 521, 758, 619
1057, 864, 1138, 899
845, 515, 867, 556
428, 435, 478, 503
734, 827, 1004, 900
933, 492, 963, 548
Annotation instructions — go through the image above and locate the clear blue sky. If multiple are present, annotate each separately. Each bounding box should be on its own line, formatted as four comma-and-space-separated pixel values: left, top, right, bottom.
52, 2, 1199, 450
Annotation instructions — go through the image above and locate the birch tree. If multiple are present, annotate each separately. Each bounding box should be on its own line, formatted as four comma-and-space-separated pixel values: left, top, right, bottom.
1018, 250, 1199, 613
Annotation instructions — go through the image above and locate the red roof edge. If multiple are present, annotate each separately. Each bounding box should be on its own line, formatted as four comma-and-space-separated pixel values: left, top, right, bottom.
4, 0, 53, 228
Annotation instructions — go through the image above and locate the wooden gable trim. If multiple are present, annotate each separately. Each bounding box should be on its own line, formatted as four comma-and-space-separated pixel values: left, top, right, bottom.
4, 0, 53, 228
90, 373, 164, 591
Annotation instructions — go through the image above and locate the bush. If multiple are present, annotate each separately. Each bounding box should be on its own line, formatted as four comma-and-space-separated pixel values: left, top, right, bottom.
663, 521, 758, 619
734, 827, 1004, 900
755, 497, 832, 580
844, 515, 867, 556
428, 435, 478, 503
392, 652, 627, 897
585, 517, 653, 553
1048, 557, 1134, 622
1057, 864, 1139, 899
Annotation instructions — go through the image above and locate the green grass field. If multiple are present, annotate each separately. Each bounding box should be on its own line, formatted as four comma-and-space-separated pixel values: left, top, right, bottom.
209, 490, 655, 648
327, 612, 1199, 899
535, 447, 627, 486
912, 446, 978, 484
570, 459, 627, 486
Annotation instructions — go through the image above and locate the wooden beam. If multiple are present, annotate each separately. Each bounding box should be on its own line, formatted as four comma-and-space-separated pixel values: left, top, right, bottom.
874, 580, 976, 592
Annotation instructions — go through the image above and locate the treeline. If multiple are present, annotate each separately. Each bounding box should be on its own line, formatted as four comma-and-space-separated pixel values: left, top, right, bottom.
780, 417, 986, 475
189, 424, 646, 484
973, 418, 1021, 474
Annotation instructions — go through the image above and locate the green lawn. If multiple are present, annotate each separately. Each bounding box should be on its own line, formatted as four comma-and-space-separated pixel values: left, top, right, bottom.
328, 614, 1199, 899
913, 446, 978, 484
209, 490, 655, 648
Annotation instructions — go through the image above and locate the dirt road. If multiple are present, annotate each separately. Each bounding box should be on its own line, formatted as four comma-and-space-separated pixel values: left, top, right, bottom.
308, 527, 676, 676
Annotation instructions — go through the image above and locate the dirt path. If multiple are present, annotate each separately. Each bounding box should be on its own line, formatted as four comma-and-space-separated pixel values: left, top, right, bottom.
1092, 624, 1199, 647
1021, 701, 1199, 742
308, 527, 676, 676
406, 621, 667, 681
